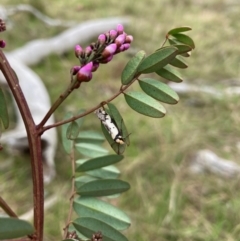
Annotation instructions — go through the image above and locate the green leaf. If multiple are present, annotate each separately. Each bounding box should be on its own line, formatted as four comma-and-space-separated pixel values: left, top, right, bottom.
67, 121, 79, 140
73, 197, 131, 230
75, 176, 98, 189
137, 46, 178, 74
0, 217, 34, 239
172, 33, 195, 49
86, 165, 120, 179
138, 78, 179, 104
75, 143, 108, 158
155, 65, 183, 82
124, 91, 166, 118
75, 131, 105, 144
76, 179, 130, 197
66, 109, 85, 140
73, 217, 128, 241
170, 56, 188, 69
0, 88, 9, 129
61, 112, 74, 154
76, 154, 123, 172
168, 38, 180, 45
76, 160, 120, 179
121, 50, 146, 85
168, 26, 192, 35
172, 44, 192, 55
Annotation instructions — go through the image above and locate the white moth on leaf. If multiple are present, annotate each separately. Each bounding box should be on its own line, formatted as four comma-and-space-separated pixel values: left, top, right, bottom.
95, 107, 130, 154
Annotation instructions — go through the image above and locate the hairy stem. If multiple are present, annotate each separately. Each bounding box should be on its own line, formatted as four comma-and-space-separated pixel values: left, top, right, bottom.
0, 50, 44, 241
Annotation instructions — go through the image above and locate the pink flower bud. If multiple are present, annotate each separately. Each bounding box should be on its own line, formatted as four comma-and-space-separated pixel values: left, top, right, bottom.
76, 62, 93, 82
92, 62, 99, 72
125, 35, 133, 43
114, 34, 126, 48
116, 24, 124, 34
0, 40, 6, 48
109, 29, 117, 40
71, 66, 81, 75
122, 43, 130, 51
101, 43, 117, 58
85, 46, 93, 56
98, 34, 106, 45
74, 45, 83, 57
100, 54, 113, 64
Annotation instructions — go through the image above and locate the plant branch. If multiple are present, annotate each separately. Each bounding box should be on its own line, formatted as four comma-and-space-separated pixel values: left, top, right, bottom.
37, 79, 80, 129
0, 196, 18, 218
41, 74, 140, 133
0, 50, 44, 241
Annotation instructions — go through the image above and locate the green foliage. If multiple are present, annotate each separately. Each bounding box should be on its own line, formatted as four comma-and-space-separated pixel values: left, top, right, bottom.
121, 50, 145, 85
138, 78, 179, 104
137, 46, 178, 73
62, 110, 131, 240
124, 91, 166, 117
59, 26, 194, 240
155, 65, 183, 82
75, 142, 109, 158
76, 179, 130, 197
0, 217, 34, 239
0, 88, 9, 130
170, 56, 188, 68
73, 217, 128, 241
61, 112, 74, 154
167, 26, 192, 35
75, 130, 105, 144
170, 33, 195, 49
73, 197, 131, 230
76, 154, 123, 172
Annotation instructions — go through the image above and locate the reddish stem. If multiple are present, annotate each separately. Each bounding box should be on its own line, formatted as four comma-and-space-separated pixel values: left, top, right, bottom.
0, 196, 18, 217
41, 74, 140, 133
0, 50, 44, 241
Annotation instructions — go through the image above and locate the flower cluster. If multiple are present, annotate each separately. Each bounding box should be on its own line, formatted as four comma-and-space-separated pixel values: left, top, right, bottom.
0, 18, 6, 48
72, 24, 133, 83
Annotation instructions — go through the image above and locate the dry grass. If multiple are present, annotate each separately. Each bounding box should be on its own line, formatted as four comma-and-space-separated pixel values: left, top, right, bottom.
1, 0, 240, 240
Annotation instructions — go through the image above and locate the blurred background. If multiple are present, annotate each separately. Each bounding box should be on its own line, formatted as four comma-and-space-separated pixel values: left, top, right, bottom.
1, 0, 240, 240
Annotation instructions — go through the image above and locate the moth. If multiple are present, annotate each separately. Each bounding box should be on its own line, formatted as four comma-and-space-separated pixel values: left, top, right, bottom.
95, 107, 130, 154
